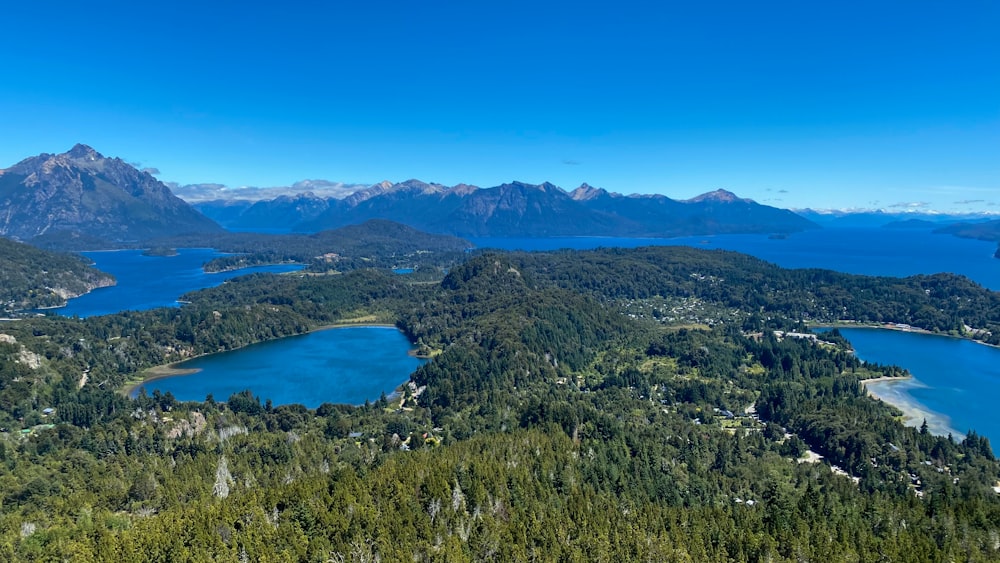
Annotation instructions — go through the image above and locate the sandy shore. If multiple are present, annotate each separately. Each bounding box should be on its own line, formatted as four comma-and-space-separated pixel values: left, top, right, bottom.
122, 364, 203, 397
863, 376, 963, 438
808, 324, 976, 438
860, 375, 911, 386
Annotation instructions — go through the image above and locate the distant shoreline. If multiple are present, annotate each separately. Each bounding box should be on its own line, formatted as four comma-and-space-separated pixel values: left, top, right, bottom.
811, 321, 999, 350
121, 321, 413, 398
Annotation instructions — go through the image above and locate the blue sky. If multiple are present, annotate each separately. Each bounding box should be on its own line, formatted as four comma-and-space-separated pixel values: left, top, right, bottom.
1, 1, 997, 211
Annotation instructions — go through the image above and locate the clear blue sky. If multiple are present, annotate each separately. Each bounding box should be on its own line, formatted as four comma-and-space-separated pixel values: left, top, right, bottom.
1, 1, 997, 211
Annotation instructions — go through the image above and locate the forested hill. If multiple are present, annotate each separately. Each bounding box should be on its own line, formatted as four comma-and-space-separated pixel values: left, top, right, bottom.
503, 246, 1000, 344
934, 219, 1000, 258
0, 237, 114, 312
27, 216, 470, 279
1, 246, 1000, 559
150, 219, 472, 272
935, 218, 1000, 242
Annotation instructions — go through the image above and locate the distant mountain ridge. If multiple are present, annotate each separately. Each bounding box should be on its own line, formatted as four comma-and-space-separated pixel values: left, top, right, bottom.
795, 209, 1000, 259
0, 145, 221, 243
196, 180, 817, 237
795, 209, 999, 229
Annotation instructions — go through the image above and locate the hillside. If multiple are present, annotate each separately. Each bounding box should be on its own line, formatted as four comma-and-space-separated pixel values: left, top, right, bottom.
0, 144, 221, 244
148, 219, 473, 272
935, 219, 1000, 241
933, 220, 1000, 258
0, 237, 114, 311
1, 246, 1000, 559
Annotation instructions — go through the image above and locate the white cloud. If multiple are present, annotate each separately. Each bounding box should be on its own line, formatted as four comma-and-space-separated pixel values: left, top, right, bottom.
167, 180, 372, 202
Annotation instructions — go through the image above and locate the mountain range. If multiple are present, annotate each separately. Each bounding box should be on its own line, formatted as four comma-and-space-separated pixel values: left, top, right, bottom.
796, 209, 1000, 229
195, 179, 818, 237
0, 145, 822, 245
0, 144, 221, 244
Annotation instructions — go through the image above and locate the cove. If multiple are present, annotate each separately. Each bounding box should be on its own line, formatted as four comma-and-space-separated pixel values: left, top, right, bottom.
55, 248, 303, 317
470, 228, 1000, 290
829, 327, 1000, 444
131, 326, 425, 407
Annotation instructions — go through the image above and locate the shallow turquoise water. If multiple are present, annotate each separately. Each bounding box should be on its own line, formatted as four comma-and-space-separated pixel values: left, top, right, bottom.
833, 328, 1000, 443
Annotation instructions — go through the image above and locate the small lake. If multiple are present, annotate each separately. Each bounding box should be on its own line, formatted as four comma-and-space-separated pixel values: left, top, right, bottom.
828, 327, 1000, 444
471, 228, 1000, 290
55, 249, 303, 317
132, 326, 424, 407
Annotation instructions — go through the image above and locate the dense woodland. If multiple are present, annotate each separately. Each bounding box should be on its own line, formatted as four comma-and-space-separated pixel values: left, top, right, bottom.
1, 246, 1000, 560
154, 219, 472, 273
507, 246, 1000, 344
28, 219, 472, 274
0, 237, 115, 312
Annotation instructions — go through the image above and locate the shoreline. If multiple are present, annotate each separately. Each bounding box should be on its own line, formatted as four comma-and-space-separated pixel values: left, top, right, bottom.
862, 375, 963, 439
825, 326, 967, 438
204, 262, 304, 275
860, 374, 911, 386
811, 321, 1000, 350
125, 365, 204, 397
121, 321, 416, 398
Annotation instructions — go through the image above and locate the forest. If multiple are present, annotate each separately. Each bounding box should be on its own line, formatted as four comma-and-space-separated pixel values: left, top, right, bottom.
27, 219, 473, 274
0, 237, 115, 312
1, 246, 999, 561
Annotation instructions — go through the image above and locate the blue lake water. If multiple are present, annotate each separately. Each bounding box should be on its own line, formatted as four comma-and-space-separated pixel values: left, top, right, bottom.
133, 326, 424, 407
56, 231, 1000, 424
471, 228, 1000, 290
828, 328, 1000, 444
474, 229, 1000, 445
55, 249, 303, 317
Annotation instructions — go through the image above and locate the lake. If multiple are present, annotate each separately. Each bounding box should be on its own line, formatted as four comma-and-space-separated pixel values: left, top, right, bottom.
471, 227, 1000, 290
472, 228, 1000, 446
55, 249, 303, 317
132, 326, 424, 407
64, 231, 1000, 421
829, 327, 1000, 444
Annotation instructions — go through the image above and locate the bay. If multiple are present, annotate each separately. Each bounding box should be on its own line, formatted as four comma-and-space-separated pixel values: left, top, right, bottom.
830, 327, 1000, 444
470, 228, 1000, 290
132, 326, 424, 407
55, 249, 303, 317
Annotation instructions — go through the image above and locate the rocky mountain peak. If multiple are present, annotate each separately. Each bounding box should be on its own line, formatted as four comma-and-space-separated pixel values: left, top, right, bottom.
0, 144, 221, 242
570, 183, 609, 201
499, 181, 563, 194
448, 183, 479, 196
687, 189, 749, 204
65, 143, 103, 161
